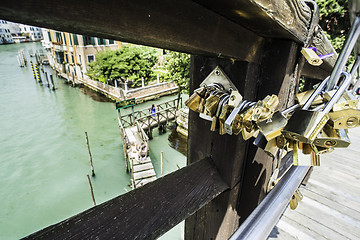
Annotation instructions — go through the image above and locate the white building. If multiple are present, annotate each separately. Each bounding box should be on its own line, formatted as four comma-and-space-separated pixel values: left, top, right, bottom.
0, 20, 14, 44
19, 24, 43, 41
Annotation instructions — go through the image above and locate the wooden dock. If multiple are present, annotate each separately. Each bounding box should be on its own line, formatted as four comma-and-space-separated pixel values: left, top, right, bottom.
269, 127, 360, 240
118, 119, 157, 189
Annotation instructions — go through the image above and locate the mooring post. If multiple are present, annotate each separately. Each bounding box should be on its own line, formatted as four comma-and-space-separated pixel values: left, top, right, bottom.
85, 131, 95, 177
30, 61, 37, 81
72, 72, 76, 87
86, 174, 96, 206
160, 151, 164, 176
50, 74, 55, 90
35, 64, 42, 83
45, 72, 50, 88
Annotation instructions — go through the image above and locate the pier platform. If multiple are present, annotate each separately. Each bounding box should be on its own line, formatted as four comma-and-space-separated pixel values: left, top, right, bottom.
269, 128, 360, 240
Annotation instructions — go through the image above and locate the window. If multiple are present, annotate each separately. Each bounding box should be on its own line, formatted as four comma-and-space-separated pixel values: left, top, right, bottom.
68, 34, 72, 45
87, 55, 94, 63
72, 34, 78, 45
47, 32, 51, 41
78, 55, 82, 64
109, 39, 114, 44
55, 32, 63, 44
71, 54, 74, 64
97, 38, 105, 45
83, 36, 95, 45
64, 53, 68, 63
24, 27, 26, 31
55, 51, 65, 64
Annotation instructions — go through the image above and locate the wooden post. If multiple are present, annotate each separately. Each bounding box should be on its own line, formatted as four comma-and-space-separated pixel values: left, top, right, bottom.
72, 72, 76, 87
85, 131, 95, 177
86, 174, 96, 206
185, 39, 299, 239
45, 72, 50, 88
50, 74, 55, 90
160, 151, 164, 176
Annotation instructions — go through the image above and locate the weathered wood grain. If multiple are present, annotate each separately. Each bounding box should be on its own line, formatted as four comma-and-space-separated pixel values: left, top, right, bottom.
0, 0, 336, 77
22, 158, 229, 240
0, 0, 263, 63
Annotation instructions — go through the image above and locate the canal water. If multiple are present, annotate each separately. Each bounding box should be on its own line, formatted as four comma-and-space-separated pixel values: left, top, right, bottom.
0, 42, 186, 239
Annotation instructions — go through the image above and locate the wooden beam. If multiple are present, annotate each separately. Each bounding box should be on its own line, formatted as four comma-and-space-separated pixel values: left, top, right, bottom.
23, 158, 229, 240
185, 39, 300, 239
193, 0, 338, 79
0, 0, 264, 63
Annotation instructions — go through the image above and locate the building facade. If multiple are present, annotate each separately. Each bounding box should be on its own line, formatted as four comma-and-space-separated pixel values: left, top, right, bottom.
19, 24, 43, 41
41, 29, 121, 81
0, 20, 15, 44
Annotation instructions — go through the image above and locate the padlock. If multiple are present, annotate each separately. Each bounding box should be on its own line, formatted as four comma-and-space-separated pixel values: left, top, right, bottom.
252, 95, 279, 121
283, 72, 352, 144
211, 94, 229, 132
203, 91, 222, 117
289, 194, 298, 210
263, 138, 278, 158
293, 141, 320, 166
185, 87, 206, 112
253, 104, 300, 149
328, 108, 360, 129
301, 47, 323, 66
219, 104, 234, 135
257, 111, 288, 141
323, 90, 359, 111
296, 89, 324, 107
313, 124, 351, 148
224, 100, 250, 135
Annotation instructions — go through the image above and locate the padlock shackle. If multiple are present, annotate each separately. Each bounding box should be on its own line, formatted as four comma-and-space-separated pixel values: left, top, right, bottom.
323, 71, 352, 113
326, 16, 360, 91
303, 76, 330, 110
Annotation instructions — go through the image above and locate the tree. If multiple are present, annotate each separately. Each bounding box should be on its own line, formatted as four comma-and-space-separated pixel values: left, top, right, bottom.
315, 0, 350, 53
86, 45, 159, 87
165, 51, 190, 93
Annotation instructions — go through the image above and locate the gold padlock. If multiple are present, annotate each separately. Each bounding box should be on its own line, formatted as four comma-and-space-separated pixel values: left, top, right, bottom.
314, 125, 351, 148
323, 90, 359, 111
328, 109, 360, 129
301, 47, 323, 66
289, 194, 298, 210
283, 72, 352, 144
257, 111, 288, 141
185, 91, 203, 112
296, 89, 324, 107
204, 94, 221, 117
293, 141, 320, 166
252, 95, 279, 121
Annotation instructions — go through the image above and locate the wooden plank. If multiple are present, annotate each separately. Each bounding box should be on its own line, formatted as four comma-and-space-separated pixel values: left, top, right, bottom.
194, 0, 337, 79
135, 177, 157, 187
23, 158, 229, 240
0, 0, 263, 63
133, 169, 156, 180
268, 225, 298, 240
133, 163, 154, 173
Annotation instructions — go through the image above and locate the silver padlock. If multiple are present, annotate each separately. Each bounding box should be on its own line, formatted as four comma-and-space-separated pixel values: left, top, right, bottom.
283, 72, 352, 144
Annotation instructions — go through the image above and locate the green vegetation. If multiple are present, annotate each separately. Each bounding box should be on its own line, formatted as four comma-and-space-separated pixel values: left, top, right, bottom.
164, 51, 190, 93
86, 45, 159, 87
315, 0, 350, 53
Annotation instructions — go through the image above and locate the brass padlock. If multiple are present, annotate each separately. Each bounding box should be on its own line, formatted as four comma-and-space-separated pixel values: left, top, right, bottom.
301, 47, 323, 66
293, 141, 320, 166
252, 95, 279, 122
323, 90, 359, 111
296, 89, 324, 107
185, 87, 206, 112
313, 124, 351, 148
328, 109, 360, 129
283, 72, 352, 144
257, 111, 288, 141
210, 94, 229, 132
219, 104, 234, 135
204, 92, 221, 117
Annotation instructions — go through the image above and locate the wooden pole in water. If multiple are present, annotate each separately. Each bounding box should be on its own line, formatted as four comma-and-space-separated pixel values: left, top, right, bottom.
50, 74, 55, 90
85, 132, 95, 177
86, 174, 96, 206
45, 72, 50, 88
161, 151, 164, 176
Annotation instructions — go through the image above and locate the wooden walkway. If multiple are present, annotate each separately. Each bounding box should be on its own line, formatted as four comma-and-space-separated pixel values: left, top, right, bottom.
269, 128, 360, 240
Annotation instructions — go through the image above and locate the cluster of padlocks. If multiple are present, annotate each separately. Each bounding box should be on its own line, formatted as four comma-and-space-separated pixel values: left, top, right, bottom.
185, 66, 360, 167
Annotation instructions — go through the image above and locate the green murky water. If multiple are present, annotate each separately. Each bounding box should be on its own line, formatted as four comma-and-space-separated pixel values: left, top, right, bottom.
0, 42, 186, 239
